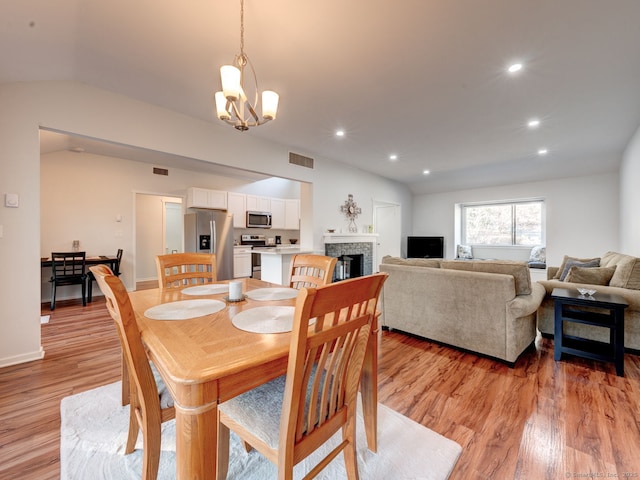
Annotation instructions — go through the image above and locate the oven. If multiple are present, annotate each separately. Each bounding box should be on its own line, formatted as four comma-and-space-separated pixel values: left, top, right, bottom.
240, 234, 276, 279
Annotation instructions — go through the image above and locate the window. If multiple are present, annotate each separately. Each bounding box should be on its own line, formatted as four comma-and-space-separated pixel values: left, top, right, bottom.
461, 200, 544, 246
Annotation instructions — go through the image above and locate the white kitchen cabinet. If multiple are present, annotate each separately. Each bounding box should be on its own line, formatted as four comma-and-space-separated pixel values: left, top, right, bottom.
186, 187, 227, 210
284, 199, 300, 230
227, 192, 246, 228
246, 194, 270, 212
233, 246, 252, 278
270, 198, 286, 229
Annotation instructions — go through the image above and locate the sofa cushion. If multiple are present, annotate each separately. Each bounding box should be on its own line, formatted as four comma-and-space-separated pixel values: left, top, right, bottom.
381, 256, 441, 268
558, 258, 600, 281
601, 251, 640, 289
553, 255, 600, 281
564, 266, 616, 285
441, 259, 531, 295
456, 244, 473, 259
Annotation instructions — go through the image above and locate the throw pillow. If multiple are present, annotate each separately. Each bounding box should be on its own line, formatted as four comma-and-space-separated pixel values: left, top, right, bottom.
553, 255, 600, 280
564, 266, 617, 285
457, 244, 473, 259
558, 258, 600, 281
529, 246, 546, 263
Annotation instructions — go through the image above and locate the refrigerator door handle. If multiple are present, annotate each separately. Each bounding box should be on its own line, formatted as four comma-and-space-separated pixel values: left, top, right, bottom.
211, 220, 216, 254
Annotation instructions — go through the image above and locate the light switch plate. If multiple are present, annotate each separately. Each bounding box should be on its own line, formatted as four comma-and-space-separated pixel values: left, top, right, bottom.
5, 193, 19, 208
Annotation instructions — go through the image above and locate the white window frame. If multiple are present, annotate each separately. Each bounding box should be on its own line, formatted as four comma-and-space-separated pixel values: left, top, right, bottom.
460, 198, 546, 248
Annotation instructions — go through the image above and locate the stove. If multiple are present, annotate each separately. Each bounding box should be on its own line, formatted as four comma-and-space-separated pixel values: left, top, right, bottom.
240, 234, 277, 247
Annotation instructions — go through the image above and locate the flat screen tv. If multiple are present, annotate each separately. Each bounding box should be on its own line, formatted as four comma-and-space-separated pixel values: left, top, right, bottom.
407, 236, 444, 259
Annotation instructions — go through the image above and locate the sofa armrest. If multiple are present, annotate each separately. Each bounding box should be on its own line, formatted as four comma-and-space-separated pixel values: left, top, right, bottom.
547, 266, 559, 280
506, 282, 546, 319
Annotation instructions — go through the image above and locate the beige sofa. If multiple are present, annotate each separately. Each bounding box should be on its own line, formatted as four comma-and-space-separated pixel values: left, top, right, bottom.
379, 257, 546, 364
536, 251, 640, 351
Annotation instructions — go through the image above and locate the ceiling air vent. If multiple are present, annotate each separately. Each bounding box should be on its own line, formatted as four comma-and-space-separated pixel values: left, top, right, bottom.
289, 152, 314, 169
153, 167, 169, 176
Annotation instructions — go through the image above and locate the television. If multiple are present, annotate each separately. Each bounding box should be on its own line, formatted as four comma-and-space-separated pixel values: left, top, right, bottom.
407, 236, 444, 259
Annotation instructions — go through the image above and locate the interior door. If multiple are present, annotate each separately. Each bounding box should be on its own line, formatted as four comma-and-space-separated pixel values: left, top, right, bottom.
374, 202, 401, 271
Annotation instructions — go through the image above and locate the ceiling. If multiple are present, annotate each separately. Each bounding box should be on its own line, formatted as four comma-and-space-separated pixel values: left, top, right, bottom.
4, 0, 640, 194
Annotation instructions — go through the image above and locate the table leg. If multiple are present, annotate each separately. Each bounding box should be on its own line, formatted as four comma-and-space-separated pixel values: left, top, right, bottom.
175, 401, 218, 480
614, 307, 625, 377
360, 314, 379, 452
553, 301, 563, 361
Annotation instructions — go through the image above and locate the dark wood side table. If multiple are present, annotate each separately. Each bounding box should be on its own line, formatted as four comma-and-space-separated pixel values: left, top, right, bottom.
552, 287, 628, 376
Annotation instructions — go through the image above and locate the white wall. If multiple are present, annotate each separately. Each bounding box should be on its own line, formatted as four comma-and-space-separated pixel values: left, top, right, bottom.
620, 125, 640, 256
412, 173, 620, 267
0, 81, 411, 366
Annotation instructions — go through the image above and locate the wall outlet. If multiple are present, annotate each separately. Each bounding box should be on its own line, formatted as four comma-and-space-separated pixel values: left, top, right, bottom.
5, 193, 19, 208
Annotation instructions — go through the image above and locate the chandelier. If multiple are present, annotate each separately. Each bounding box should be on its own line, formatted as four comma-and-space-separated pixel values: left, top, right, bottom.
214, 0, 279, 131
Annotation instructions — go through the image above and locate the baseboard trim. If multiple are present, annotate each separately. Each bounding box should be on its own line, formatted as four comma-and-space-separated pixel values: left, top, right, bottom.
0, 346, 45, 368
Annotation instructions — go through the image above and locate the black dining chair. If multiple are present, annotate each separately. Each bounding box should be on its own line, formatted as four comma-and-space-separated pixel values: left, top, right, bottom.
87, 248, 123, 303
49, 251, 87, 310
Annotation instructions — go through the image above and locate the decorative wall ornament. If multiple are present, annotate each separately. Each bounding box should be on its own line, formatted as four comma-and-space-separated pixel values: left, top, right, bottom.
340, 194, 362, 233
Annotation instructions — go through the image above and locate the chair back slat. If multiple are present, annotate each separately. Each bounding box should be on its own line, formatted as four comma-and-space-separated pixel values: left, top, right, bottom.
288, 254, 337, 289
51, 251, 86, 278
155, 253, 217, 290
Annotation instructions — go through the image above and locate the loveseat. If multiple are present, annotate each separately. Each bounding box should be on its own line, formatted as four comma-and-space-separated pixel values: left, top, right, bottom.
536, 251, 640, 351
379, 256, 546, 364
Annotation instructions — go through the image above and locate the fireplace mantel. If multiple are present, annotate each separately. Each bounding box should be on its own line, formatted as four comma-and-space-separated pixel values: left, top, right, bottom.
323, 233, 378, 244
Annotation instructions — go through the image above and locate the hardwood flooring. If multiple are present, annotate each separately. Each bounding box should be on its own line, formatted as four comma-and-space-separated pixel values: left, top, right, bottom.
1, 298, 639, 479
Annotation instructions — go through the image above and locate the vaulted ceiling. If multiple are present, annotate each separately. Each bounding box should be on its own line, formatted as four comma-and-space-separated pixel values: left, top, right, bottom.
4, 0, 640, 193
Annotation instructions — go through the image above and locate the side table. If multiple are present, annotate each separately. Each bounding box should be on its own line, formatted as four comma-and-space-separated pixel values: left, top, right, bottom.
552, 287, 628, 376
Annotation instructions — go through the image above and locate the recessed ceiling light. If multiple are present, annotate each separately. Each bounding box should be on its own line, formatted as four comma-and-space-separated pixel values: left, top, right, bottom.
537, 148, 548, 156
422, 169, 430, 175
508, 63, 523, 74
335, 130, 345, 137
389, 154, 398, 161
528, 119, 540, 128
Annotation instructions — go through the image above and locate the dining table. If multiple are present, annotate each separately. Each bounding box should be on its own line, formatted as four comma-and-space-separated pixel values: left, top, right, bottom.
128, 277, 380, 480
40, 254, 118, 269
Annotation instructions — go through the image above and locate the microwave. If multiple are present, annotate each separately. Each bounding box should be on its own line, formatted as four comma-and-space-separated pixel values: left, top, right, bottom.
246, 211, 272, 228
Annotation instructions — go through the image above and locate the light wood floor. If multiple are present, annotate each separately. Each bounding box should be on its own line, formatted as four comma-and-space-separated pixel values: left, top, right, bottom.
1, 297, 639, 479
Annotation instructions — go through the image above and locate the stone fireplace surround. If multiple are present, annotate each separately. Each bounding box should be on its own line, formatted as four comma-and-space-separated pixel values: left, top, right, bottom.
323, 233, 378, 277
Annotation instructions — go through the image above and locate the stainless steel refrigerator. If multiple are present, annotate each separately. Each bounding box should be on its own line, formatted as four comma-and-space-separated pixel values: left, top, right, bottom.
184, 209, 234, 280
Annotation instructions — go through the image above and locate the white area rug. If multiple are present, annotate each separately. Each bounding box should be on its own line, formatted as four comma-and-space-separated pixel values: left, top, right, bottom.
60, 382, 462, 479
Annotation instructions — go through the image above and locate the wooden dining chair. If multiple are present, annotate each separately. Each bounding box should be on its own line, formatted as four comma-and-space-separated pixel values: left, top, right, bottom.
217, 272, 388, 480
87, 248, 123, 303
155, 252, 217, 290
49, 251, 87, 310
89, 265, 175, 480
288, 254, 337, 289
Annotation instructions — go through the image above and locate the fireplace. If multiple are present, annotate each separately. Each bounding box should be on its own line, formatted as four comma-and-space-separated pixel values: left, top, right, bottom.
324, 233, 377, 282
334, 254, 364, 281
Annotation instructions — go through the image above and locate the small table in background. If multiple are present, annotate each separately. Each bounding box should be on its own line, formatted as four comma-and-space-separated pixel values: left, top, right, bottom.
552, 287, 628, 376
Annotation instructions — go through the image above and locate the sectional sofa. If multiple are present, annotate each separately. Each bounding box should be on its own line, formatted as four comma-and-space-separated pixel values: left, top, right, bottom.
379, 256, 545, 364
536, 251, 640, 350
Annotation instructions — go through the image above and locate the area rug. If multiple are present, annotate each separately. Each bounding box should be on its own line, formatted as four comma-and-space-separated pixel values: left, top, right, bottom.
61, 382, 462, 479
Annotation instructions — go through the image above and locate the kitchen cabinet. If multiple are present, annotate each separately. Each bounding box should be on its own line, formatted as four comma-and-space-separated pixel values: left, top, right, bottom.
186, 187, 227, 210
227, 192, 246, 228
284, 199, 300, 230
246, 194, 270, 212
233, 246, 252, 278
270, 198, 286, 229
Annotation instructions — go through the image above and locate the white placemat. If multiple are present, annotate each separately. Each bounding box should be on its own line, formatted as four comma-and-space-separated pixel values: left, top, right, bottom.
245, 287, 299, 301
232, 306, 308, 333
181, 284, 229, 296
144, 299, 226, 320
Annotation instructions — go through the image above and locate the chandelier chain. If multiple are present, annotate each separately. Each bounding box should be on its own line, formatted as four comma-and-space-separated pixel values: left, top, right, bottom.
239, 0, 245, 58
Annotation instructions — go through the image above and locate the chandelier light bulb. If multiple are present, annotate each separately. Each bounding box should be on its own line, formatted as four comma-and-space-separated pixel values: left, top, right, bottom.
262, 91, 279, 120
220, 65, 241, 101
214, 92, 230, 120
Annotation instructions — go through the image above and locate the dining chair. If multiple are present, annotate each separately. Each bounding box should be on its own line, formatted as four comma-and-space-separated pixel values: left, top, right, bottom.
155, 252, 217, 290
49, 251, 87, 310
288, 254, 337, 289
89, 264, 175, 480
87, 248, 123, 303
217, 272, 388, 480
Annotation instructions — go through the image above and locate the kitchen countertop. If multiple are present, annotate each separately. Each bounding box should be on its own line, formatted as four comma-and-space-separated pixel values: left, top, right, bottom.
252, 246, 317, 255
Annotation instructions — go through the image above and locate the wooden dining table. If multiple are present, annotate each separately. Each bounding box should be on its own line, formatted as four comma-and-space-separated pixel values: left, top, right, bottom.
128, 277, 379, 480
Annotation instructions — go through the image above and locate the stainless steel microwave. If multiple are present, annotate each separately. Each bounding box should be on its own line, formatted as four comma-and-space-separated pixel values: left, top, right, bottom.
246, 211, 272, 228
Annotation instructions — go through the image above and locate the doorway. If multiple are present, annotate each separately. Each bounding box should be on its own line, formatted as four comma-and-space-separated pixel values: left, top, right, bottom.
373, 202, 401, 270
135, 194, 183, 284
